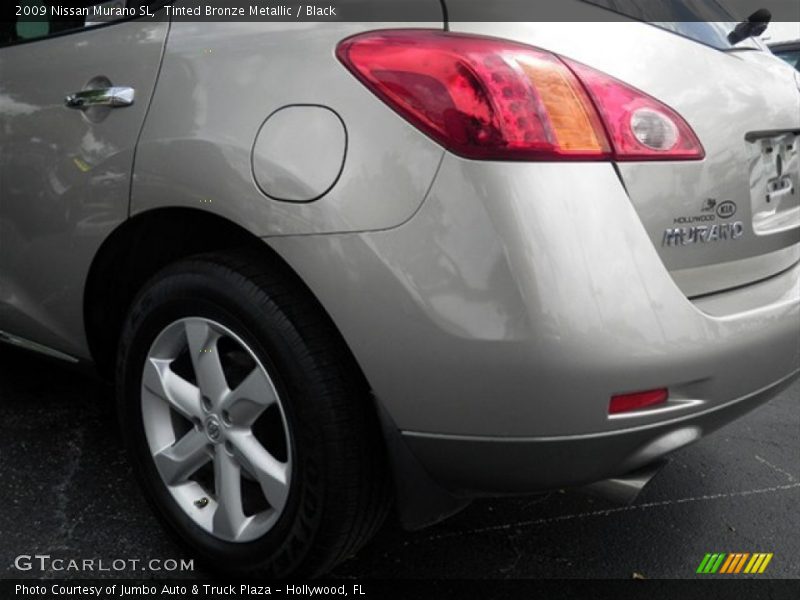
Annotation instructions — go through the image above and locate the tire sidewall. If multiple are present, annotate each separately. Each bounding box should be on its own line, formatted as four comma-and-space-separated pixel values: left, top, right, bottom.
118, 266, 327, 576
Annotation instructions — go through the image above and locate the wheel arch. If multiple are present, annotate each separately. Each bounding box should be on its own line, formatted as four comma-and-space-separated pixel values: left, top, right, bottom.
85, 207, 295, 378
84, 206, 462, 529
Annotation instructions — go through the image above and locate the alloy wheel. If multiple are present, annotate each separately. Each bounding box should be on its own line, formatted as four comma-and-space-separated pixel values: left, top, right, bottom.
140, 317, 292, 543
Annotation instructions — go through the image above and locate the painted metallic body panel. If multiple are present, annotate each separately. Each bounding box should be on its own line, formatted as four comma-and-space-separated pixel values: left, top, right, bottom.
269, 156, 800, 438
131, 20, 446, 236
251, 105, 347, 203
451, 20, 800, 295
0, 19, 169, 356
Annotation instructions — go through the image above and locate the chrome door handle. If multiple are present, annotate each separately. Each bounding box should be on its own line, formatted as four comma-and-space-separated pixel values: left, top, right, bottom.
65, 86, 135, 109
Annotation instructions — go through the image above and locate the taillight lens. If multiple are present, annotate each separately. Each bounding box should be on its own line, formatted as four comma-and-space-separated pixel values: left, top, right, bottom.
565, 60, 705, 161
337, 30, 704, 162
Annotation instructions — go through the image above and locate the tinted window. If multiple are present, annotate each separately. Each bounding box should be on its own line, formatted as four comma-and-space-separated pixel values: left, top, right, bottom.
3, 0, 129, 46
582, 0, 745, 49
772, 47, 800, 70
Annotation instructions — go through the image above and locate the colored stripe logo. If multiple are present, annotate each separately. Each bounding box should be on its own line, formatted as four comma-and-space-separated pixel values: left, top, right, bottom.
696, 553, 773, 574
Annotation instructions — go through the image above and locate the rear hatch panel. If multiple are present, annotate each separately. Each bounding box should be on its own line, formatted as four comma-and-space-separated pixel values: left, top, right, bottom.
447, 17, 800, 296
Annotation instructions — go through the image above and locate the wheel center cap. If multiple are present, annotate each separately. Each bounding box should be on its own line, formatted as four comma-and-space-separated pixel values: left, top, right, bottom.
205, 416, 222, 443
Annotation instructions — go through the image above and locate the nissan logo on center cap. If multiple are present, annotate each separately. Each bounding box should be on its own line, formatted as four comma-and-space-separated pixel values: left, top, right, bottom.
716, 201, 737, 219
205, 417, 222, 442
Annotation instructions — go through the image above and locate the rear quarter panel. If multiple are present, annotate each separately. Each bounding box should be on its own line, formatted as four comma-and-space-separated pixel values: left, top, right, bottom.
131, 16, 446, 235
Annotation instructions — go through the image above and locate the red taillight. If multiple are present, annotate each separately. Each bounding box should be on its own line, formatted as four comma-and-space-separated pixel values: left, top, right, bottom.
336, 30, 704, 162
565, 60, 705, 161
609, 389, 669, 415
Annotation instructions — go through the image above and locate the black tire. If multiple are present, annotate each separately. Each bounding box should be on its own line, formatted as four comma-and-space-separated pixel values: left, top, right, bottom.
116, 250, 392, 577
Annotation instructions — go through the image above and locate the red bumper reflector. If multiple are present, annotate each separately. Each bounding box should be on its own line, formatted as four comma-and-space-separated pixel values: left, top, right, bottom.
609, 388, 668, 415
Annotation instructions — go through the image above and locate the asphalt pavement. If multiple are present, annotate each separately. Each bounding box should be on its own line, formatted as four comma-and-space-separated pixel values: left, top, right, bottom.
0, 344, 797, 580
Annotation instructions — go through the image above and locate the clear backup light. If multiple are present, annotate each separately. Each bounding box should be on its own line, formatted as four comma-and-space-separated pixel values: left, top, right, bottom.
630, 108, 680, 151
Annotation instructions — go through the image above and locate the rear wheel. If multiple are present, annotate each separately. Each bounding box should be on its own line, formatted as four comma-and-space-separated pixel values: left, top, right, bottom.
117, 251, 391, 577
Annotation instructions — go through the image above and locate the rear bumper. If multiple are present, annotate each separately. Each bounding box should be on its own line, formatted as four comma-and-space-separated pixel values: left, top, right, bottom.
402, 369, 799, 495
270, 155, 800, 496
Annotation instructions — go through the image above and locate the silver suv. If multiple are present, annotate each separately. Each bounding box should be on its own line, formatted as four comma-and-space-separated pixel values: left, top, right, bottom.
1, 1, 798, 577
